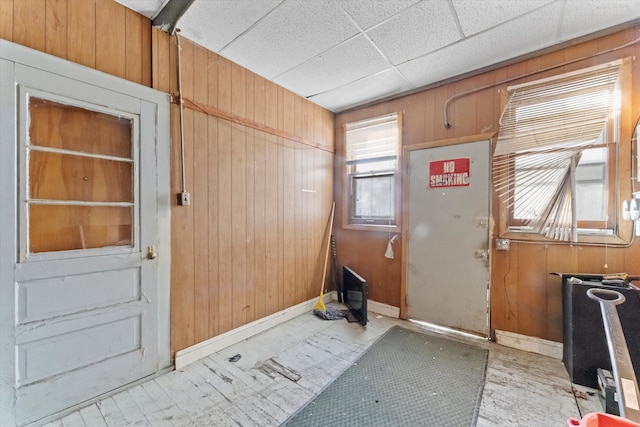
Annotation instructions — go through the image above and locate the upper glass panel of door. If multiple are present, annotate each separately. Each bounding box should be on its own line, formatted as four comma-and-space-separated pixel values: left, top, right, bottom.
27, 98, 135, 253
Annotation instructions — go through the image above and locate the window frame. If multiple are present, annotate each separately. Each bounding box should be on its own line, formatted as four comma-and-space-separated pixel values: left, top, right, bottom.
506, 142, 617, 233
496, 57, 633, 245
342, 112, 402, 231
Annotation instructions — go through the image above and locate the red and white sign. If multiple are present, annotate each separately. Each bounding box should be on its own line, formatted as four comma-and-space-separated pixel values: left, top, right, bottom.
429, 158, 470, 188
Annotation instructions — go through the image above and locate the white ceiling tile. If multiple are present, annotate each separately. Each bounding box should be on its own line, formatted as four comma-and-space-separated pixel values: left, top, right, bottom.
273, 35, 390, 97
559, 0, 640, 42
115, 0, 640, 113
451, 0, 555, 37
334, 0, 421, 30
112, 0, 168, 18
178, 0, 282, 52
366, 0, 462, 66
220, 0, 359, 80
399, 2, 563, 89
309, 68, 413, 112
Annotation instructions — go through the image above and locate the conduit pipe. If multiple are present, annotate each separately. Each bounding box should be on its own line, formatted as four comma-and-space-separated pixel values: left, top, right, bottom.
443, 36, 640, 129
173, 29, 189, 205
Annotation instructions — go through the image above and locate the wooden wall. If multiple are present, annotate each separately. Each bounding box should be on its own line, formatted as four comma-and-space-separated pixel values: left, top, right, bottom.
151, 31, 335, 356
6, 0, 638, 347
335, 26, 640, 342
2, 0, 336, 358
0, 0, 151, 87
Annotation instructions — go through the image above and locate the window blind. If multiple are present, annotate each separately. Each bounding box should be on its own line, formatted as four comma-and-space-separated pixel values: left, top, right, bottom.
345, 113, 398, 165
494, 61, 621, 241
494, 63, 621, 156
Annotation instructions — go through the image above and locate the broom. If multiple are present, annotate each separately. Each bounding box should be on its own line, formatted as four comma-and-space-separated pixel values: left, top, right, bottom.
313, 202, 335, 313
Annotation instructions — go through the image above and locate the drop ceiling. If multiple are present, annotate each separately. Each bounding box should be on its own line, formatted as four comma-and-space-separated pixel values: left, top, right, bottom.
114, 0, 640, 113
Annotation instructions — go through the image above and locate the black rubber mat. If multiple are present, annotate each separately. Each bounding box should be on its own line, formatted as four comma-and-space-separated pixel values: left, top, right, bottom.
282, 325, 488, 426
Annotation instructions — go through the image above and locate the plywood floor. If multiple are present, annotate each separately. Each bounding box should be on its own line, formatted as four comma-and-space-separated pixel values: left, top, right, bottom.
43, 305, 602, 426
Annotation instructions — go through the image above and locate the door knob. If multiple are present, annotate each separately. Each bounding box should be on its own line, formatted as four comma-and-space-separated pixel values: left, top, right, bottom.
147, 245, 157, 260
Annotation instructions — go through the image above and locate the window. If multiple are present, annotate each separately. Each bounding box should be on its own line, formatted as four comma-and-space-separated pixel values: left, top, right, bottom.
26, 97, 135, 253
494, 60, 623, 242
344, 112, 401, 228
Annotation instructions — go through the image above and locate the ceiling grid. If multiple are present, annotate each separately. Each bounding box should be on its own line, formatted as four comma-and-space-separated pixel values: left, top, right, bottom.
115, 0, 640, 112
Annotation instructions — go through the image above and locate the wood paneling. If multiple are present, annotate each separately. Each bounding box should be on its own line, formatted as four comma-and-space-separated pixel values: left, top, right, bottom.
29, 204, 131, 252
192, 45, 209, 344
12, 0, 638, 348
0, 0, 13, 41
2, 0, 334, 358
29, 98, 132, 157
29, 151, 132, 201
67, 0, 96, 68
151, 31, 335, 355
1, 0, 151, 86
27, 96, 135, 254
13, 0, 45, 51
125, 8, 143, 84
336, 25, 640, 342
45, 0, 66, 58
170, 100, 194, 354
96, 0, 126, 78
193, 109, 209, 343
546, 244, 578, 342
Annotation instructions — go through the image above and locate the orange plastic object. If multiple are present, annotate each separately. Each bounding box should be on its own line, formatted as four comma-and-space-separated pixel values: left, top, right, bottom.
567, 413, 640, 427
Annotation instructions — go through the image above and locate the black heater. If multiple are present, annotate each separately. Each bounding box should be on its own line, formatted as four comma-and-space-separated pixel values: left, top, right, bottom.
342, 266, 368, 326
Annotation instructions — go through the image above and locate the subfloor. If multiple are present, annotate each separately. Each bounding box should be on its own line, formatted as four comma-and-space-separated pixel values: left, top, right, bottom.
43, 305, 602, 427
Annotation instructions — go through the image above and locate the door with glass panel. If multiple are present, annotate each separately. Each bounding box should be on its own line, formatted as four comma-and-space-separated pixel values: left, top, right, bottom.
7, 63, 161, 425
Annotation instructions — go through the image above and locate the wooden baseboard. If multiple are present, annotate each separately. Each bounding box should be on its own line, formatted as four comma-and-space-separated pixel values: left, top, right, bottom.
175, 292, 401, 369
175, 292, 336, 369
367, 300, 400, 318
495, 329, 563, 359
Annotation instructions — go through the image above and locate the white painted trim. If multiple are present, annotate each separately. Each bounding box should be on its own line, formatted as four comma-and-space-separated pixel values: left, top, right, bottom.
156, 97, 172, 372
175, 292, 336, 369
175, 293, 402, 370
28, 200, 134, 207
0, 56, 17, 427
495, 329, 563, 359
0, 39, 172, 424
29, 145, 134, 162
0, 39, 167, 103
367, 300, 400, 318
325, 292, 399, 318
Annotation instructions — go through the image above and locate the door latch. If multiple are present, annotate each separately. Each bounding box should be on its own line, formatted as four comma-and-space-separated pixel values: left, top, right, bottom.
147, 245, 157, 260
474, 249, 489, 262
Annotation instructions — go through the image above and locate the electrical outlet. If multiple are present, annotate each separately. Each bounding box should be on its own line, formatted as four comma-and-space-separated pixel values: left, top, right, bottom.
178, 191, 191, 206
495, 238, 510, 251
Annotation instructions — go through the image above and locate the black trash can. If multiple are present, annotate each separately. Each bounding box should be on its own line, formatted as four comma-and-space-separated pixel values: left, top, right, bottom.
557, 273, 640, 389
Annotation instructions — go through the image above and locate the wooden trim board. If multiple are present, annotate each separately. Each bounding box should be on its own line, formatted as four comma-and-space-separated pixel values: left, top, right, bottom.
177, 97, 334, 154
175, 292, 401, 369
367, 300, 400, 318
175, 292, 337, 369
495, 329, 563, 359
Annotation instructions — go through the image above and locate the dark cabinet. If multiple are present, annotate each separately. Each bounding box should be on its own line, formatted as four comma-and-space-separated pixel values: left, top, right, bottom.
558, 273, 640, 389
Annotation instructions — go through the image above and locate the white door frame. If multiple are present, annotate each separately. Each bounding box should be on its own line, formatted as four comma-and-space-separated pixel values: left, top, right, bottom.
400, 133, 495, 331
0, 39, 171, 426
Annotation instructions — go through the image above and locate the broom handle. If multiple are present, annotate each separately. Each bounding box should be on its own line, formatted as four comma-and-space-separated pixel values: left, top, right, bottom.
319, 202, 335, 296
331, 235, 342, 303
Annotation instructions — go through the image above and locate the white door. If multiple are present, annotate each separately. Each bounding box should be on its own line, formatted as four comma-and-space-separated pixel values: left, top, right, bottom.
406, 140, 490, 336
0, 41, 170, 426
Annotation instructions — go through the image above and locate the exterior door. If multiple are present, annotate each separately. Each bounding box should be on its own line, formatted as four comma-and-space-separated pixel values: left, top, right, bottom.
0, 41, 170, 426
406, 140, 490, 337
